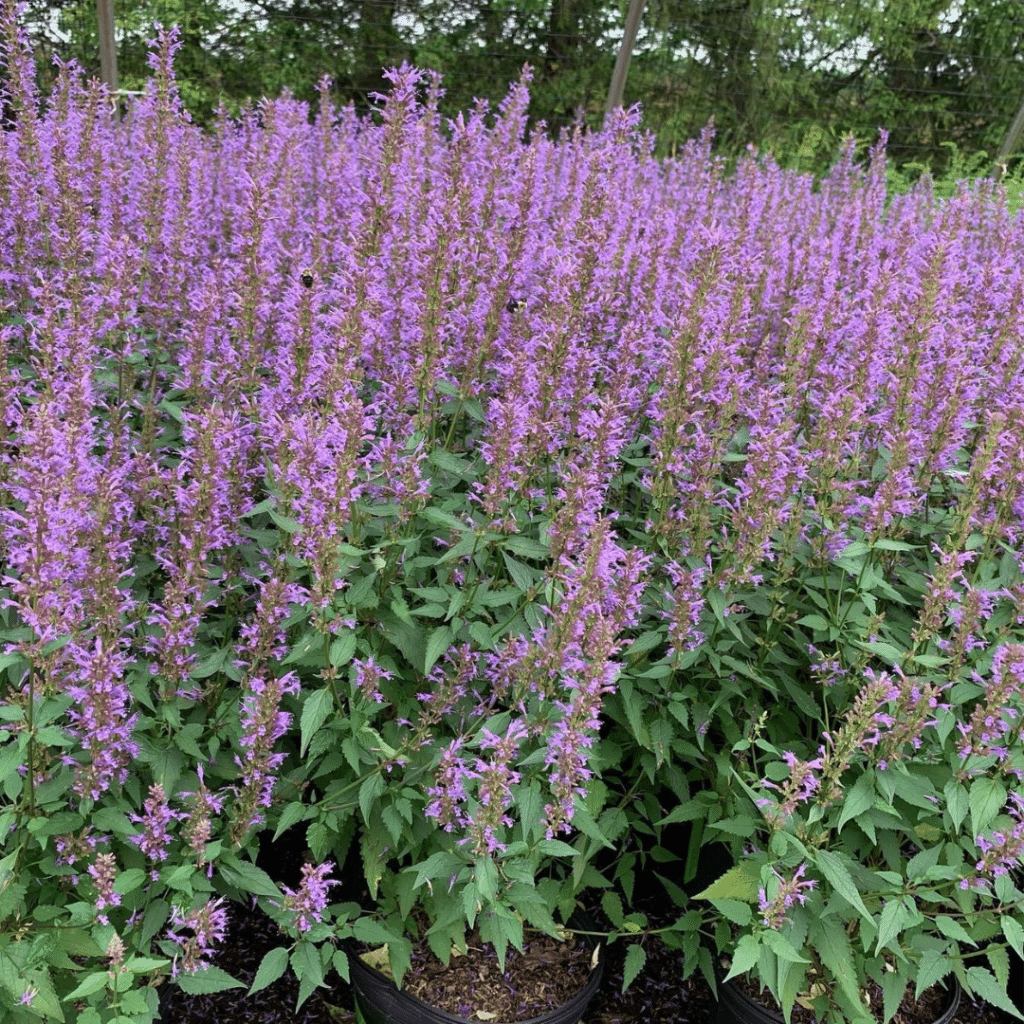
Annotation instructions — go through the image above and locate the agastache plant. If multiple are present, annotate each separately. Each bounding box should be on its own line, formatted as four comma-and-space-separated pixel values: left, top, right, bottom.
4, 4, 1024, 1022
686, 646, 1024, 1024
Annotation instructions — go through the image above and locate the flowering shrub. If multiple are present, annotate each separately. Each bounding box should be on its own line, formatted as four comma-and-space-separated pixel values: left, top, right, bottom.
687, 643, 1024, 1024
4, 1, 1024, 1023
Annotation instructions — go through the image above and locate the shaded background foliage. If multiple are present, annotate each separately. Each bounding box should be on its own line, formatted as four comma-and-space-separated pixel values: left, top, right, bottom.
10, 0, 1024, 175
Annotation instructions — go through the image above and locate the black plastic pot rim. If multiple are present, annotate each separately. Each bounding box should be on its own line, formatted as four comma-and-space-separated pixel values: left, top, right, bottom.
347, 909, 606, 1024
715, 970, 962, 1024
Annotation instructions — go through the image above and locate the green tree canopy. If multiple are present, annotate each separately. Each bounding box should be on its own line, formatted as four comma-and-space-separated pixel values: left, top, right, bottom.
10, 0, 1024, 174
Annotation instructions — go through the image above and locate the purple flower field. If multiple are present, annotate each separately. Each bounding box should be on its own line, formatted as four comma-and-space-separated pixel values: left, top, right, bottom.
4, 9, 1024, 1024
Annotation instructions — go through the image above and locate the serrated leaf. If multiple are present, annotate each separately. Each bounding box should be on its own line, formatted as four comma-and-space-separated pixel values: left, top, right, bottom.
570, 798, 613, 849
810, 917, 862, 1011
63, 971, 110, 1001
1002, 916, 1024, 958
988, 943, 1010, 987
942, 780, 968, 831
126, 956, 171, 973
503, 535, 548, 559
501, 551, 537, 592
218, 858, 283, 899
264, 508, 301, 534
175, 965, 245, 994
537, 839, 577, 857
965, 967, 1023, 1019
291, 940, 324, 989
359, 772, 386, 824
815, 849, 872, 922
694, 862, 761, 903
424, 625, 453, 675
935, 915, 976, 945
113, 868, 146, 895
860, 640, 904, 666
881, 971, 908, 1024
623, 944, 647, 991
837, 771, 876, 834
602, 891, 624, 928
330, 632, 357, 668
353, 919, 397, 947
875, 897, 911, 954
707, 898, 752, 925
970, 777, 1006, 837
762, 929, 810, 963
273, 801, 311, 841
301, 689, 335, 758
723, 933, 761, 981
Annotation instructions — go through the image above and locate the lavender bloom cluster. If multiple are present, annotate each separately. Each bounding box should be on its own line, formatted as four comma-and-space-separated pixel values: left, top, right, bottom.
3, 7, 1024, 1020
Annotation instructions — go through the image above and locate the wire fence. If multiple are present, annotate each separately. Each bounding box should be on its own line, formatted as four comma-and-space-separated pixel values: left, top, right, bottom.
14, 0, 1024, 174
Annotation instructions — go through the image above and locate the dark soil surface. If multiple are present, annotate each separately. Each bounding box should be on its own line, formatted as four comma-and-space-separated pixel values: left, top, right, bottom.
158, 891, 1022, 1024
357, 911, 597, 1020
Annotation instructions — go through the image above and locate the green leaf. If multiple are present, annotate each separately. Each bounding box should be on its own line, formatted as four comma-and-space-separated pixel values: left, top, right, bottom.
570, 798, 614, 850
502, 551, 537, 592
291, 940, 324, 990
274, 801, 311, 840
113, 868, 147, 895
857, 640, 904, 666
353, 928, 394, 960
424, 625, 454, 675
694, 862, 761, 903
657, 800, 707, 826
359, 773, 386, 824
1002, 916, 1024, 959
537, 839, 577, 857
837, 771, 876, 834
429, 449, 472, 478
935, 915, 976, 945
602, 891, 624, 928
406, 851, 464, 890
503, 535, 548, 559
810, 916, 862, 1011
421, 506, 472, 532
762, 929, 810, 963
623, 944, 647, 991
513, 783, 543, 843
875, 897, 911, 954
881, 972, 908, 1024
301, 689, 335, 758
268, 509, 302, 534
970, 776, 1007, 836
942, 778, 966, 827
625, 630, 665, 661
218, 857, 283, 899
474, 857, 500, 905
63, 971, 110, 1001
723, 934, 761, 981
988, 944, 1010, 987
814, 849, 872, 923
126, 956, 171, 972
707, 898, 752, 925
283, 628, 324, 665
965, 967, 1023, 1019
249, 948, 290, 995
330, 632, 357, 668
176, 965, 245, 994
797, 614, 831, 632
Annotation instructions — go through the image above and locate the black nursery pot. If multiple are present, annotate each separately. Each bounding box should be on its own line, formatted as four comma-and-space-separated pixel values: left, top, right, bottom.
348, 910, 605, 1024
716, 974, 961, 1024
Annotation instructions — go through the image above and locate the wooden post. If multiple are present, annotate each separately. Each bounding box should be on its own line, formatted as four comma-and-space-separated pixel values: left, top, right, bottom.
995, 93, 1024, 179
606, 0, 647, 114
96, 0, 118, 95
